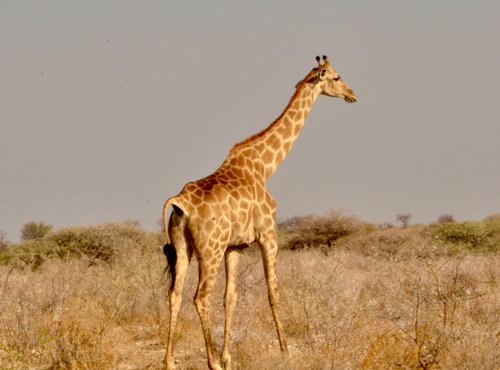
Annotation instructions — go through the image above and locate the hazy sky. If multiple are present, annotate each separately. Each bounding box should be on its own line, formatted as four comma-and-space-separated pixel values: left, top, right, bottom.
1, 1, 499, 241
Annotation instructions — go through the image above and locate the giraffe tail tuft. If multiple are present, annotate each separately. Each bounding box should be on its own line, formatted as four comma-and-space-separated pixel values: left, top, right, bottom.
163, 242, 177, 292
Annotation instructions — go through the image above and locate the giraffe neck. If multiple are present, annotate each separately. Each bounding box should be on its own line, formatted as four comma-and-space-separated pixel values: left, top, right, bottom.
225, 75, 321, 180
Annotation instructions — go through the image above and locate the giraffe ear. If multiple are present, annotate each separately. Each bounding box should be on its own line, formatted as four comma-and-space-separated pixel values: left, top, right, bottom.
303, 70, 322, 85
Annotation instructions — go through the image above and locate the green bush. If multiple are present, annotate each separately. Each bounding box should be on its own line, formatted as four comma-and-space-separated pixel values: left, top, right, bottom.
0, 238, 60, 269
0, 222, 157, 269
277, 211, 370, 250
432, 217, 500, 252
20, 221, 53, 241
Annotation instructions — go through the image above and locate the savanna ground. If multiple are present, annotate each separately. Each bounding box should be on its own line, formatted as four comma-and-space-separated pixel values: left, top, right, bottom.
0, 213, 499, 369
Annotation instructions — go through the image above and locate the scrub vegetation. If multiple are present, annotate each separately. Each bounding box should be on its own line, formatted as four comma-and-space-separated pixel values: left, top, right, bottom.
1, 213, 498, 369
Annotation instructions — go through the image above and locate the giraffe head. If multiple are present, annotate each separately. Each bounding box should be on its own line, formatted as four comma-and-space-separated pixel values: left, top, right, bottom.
309, 55, 357, 103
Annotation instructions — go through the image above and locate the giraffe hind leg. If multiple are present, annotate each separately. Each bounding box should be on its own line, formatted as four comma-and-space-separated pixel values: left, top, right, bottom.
194, 246, 225, 370
221, 248, 240, 370
164, 209, 191, 370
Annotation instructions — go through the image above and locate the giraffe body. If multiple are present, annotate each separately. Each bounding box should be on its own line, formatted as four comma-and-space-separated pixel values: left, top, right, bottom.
162, 56, 357, 370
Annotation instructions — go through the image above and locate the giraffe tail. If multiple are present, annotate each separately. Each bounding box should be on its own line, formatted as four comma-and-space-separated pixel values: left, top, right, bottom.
162, 196, 185, 292
162, 195, 189, 241
162, 196, 177, 245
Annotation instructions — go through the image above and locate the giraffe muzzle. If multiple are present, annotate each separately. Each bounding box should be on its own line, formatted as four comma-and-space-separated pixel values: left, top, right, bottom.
344, 94, 357, 103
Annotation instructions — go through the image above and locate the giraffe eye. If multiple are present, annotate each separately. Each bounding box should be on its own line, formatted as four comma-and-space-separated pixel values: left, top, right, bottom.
333, 75, 340, 81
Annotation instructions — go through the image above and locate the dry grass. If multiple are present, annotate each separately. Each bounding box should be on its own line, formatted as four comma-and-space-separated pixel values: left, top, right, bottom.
0, 221, 499, 369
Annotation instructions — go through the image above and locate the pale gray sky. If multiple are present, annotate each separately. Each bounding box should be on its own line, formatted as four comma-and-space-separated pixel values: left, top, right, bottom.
1, 1, 499, 241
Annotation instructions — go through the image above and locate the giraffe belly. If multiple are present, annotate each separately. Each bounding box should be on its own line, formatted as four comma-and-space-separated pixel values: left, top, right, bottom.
228, 207, 255, 245
228, 227, 255, 246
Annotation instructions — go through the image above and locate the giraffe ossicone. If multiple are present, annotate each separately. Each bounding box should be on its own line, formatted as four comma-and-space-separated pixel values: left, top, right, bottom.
162, 55, 357, 370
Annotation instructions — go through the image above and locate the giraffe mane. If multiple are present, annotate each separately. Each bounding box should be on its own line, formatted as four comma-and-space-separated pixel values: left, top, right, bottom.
228, 68, 318, 155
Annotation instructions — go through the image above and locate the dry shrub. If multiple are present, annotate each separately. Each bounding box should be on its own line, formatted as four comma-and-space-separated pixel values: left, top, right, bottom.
222, 249, 499, 370
223, 249, 381, 369
0, 219, 498, 369
360, 256, 499, 369
340, 227, 441, 260
0, 239, 168, 369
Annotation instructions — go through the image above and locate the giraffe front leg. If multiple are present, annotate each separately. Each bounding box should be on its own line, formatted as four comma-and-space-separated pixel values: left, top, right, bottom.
221, 248, 240, 370
258, 229, 288, 354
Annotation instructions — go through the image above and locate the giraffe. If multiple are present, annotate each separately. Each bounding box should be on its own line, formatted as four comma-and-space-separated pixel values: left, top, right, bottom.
162, 55, 357, 370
